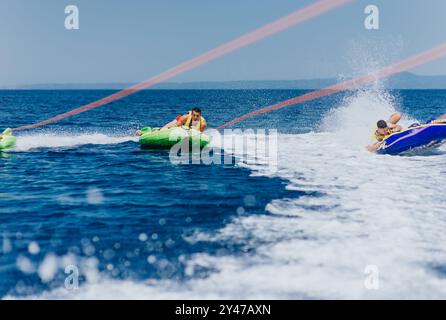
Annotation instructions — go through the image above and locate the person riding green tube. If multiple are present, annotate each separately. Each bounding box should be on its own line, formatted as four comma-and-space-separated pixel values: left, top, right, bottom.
136, 107, 207, 136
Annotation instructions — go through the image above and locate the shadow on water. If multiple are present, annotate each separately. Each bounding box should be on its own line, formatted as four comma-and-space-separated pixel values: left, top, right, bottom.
397, 146, 446, 157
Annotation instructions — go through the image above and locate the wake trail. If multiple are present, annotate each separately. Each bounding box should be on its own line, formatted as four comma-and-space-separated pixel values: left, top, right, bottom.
12, 134, 137, 152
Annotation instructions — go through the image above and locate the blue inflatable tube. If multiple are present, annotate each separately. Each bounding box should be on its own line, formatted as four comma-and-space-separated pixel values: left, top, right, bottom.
377, 123, 446, 155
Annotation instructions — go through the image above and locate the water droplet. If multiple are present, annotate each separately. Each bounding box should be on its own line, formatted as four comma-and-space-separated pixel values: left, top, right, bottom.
86, 188, 105, 205
243, 195, 256, 207
28, 241, 40, 255
16, 255, 35, 274
138, 233, 148, 242
236, 206, 245, 214
147, 255, 157, 264
38, 253, 58, 283
2, 234, 12, 254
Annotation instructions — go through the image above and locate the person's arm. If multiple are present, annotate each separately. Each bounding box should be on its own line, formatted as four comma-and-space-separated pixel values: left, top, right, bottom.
389, 124, 403, 133
367, 142, 382, 152
176, 115, 188, 127
136, 127, 153, 135
200, 119, 207, 132
161, 119, 178, 130
388, 112, 402, 125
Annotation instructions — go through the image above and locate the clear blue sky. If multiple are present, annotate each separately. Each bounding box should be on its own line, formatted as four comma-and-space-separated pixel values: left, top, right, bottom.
1, 0, 446, 86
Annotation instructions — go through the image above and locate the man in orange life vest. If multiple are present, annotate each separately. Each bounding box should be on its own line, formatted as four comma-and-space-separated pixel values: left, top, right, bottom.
135, 107, 207, 136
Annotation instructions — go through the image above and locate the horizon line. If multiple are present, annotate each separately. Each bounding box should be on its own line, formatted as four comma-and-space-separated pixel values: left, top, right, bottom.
3, 71, 446, 88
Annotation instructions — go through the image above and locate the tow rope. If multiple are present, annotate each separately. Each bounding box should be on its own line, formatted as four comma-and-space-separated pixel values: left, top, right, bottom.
11, 0, 353, 132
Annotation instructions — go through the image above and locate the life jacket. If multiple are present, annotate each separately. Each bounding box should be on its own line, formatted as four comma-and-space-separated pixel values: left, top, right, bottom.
184, 111, 205, 131
373, 128, 391, 142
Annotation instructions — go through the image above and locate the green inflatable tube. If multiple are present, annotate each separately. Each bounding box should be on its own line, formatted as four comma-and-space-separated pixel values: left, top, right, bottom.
0, 128, 16, 151
139, 126, 210, 149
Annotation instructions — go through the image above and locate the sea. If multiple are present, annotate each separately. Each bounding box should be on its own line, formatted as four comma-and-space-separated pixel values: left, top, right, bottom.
1, 88, 446, 299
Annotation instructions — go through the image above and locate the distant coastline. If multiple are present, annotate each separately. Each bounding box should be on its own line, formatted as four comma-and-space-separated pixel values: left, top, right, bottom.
3, 72, 446, 90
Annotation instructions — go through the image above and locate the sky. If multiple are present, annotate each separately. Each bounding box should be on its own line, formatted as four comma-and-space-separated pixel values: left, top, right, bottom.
1, 0, 446, 86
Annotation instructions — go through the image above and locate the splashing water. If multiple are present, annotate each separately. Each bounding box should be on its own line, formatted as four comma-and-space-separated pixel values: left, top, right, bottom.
12, 134, 137, 152
7, 88, 446, 300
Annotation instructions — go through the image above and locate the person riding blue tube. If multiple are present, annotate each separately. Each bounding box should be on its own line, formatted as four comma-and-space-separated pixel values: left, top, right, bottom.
367, 112, 403, 152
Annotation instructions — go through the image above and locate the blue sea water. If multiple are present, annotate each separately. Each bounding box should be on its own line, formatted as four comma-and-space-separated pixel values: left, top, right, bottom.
1, 89, 446, 299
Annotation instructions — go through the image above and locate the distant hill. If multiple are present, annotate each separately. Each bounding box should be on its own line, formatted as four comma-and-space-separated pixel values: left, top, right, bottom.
4, 72, 446, 90
384, 72, 446, 89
